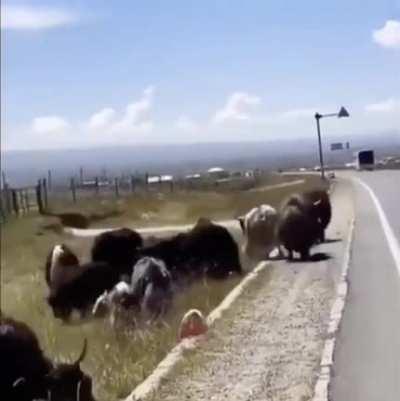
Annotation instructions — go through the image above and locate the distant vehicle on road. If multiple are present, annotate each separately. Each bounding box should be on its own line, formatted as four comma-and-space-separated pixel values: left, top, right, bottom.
356, 149, 375, 171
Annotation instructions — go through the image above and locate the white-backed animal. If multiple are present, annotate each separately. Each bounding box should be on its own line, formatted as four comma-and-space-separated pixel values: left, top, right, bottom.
45, 244, 79, 287
92, 281, 132, 318
238, 204, 280, 261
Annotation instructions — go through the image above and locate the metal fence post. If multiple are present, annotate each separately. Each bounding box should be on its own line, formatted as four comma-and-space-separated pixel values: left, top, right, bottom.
47, 170, 52, 191
12, 190, 19, 216
42, 178, 48, 208
25, 189, 30, 212
4, 183, 11, 214
70, 178, 77, 203
0, 198, 5, 223
36, 180, 44, 214
95, 177, 99, 195
115, 178, 119, 197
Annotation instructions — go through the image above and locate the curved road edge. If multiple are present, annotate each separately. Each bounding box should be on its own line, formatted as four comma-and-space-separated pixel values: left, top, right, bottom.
352, 177, 400, 277
330, 171, 400, 401
312, 217, 355, 401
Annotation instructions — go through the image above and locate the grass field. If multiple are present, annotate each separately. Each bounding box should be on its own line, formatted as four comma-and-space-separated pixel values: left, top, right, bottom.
1, 173, 327, 401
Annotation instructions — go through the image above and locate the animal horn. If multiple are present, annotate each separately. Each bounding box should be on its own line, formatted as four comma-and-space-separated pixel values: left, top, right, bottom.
75, 338, 87, 365
237, 216, 245, 233
13, 377, 26, 387
76, 380, 82, 401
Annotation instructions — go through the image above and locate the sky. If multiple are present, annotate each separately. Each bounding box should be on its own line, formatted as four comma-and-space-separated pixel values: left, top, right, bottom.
1, 0, 400, 151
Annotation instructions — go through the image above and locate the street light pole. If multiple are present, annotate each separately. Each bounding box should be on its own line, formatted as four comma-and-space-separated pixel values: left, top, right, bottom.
314, 106, 350, 180
315, 113, 325, 179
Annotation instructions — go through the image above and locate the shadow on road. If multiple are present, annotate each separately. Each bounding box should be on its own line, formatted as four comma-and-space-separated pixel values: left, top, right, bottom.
323, 238, 342, 244
287, 252, 332, 263
310, 252, 332, 262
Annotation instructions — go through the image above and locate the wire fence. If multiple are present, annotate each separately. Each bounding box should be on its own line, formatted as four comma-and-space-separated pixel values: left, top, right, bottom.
0, 168, 263, 224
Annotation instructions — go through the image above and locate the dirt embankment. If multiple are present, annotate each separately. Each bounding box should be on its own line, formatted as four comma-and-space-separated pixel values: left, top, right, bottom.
128, 180, 354, 401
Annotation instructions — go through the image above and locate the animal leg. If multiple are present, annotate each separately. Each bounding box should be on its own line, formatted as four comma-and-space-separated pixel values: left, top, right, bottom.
300, 248, 310, 261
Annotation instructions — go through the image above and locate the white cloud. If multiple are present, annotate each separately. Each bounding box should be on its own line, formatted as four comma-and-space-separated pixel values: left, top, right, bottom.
87, 108, 116, 130
175, 115, 199, 132
213, 92, 261, 124
26, 86, 156, 148
32, 116, 70, 134
372, 20, 400, 49
143, 85, 155, 98
84, 86, 156, 136
365, 98, 400, 113
111, 86, 155, 134
1, 5, 78, 30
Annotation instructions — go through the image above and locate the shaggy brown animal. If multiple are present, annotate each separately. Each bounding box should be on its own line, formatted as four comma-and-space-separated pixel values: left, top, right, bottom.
283, 189, 331, 242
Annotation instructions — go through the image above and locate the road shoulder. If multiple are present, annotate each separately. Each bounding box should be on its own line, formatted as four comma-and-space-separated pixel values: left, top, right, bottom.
128, 179, 354, 401
330, 175, 400, 401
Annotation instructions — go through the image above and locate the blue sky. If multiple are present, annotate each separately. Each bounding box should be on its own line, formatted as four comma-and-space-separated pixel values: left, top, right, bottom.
1, 0, 400, 150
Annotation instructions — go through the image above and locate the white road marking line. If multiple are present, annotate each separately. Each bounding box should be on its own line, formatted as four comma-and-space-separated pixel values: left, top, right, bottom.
354, 177, 400, 278
312, 218, 355, 401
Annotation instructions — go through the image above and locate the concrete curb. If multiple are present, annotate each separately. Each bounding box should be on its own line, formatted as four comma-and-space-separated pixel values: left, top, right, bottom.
124, 261, 269, 401
312, 218, 355, 401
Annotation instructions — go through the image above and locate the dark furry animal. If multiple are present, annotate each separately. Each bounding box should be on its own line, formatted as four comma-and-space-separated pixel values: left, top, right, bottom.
277, 204, 322, 261
47, 261, 121, 320
140, 218, 242, 279
91, 228, 143, 275
129, 257, 173, 319
45, 244, 80, 287
283, 190, 331, 242
0, 316, 96, 401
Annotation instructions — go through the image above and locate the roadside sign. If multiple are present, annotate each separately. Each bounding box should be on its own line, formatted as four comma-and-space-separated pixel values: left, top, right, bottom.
331, 142, 344, 151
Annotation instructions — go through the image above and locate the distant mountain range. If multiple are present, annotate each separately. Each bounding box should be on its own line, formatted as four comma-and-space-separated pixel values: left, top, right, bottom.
2, 130, 399, 187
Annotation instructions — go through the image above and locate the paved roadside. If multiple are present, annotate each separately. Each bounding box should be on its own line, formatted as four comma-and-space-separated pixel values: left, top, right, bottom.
330, 171, 400, 401
128, 179, 354, 401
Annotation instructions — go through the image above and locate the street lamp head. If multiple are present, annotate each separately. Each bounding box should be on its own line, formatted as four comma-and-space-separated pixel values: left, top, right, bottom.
338, 106, 350, 118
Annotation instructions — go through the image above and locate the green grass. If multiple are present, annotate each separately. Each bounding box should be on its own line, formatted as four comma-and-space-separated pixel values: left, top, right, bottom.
1, 173, 327, 401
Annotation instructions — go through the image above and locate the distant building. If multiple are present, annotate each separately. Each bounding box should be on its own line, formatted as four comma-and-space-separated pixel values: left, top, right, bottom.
207, 167, 229, 179
185, 173, 201, 180
147, 175, 174, 184
330, 142, 344, 151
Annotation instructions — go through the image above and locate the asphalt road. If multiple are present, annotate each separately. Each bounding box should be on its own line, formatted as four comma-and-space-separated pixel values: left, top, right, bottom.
331, 170, 400, 401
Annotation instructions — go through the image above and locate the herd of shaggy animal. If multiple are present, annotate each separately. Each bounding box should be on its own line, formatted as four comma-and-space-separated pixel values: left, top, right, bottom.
1, 189, 331, 401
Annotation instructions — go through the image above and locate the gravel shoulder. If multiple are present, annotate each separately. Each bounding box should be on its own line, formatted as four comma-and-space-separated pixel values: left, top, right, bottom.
134, 179, 354, 401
